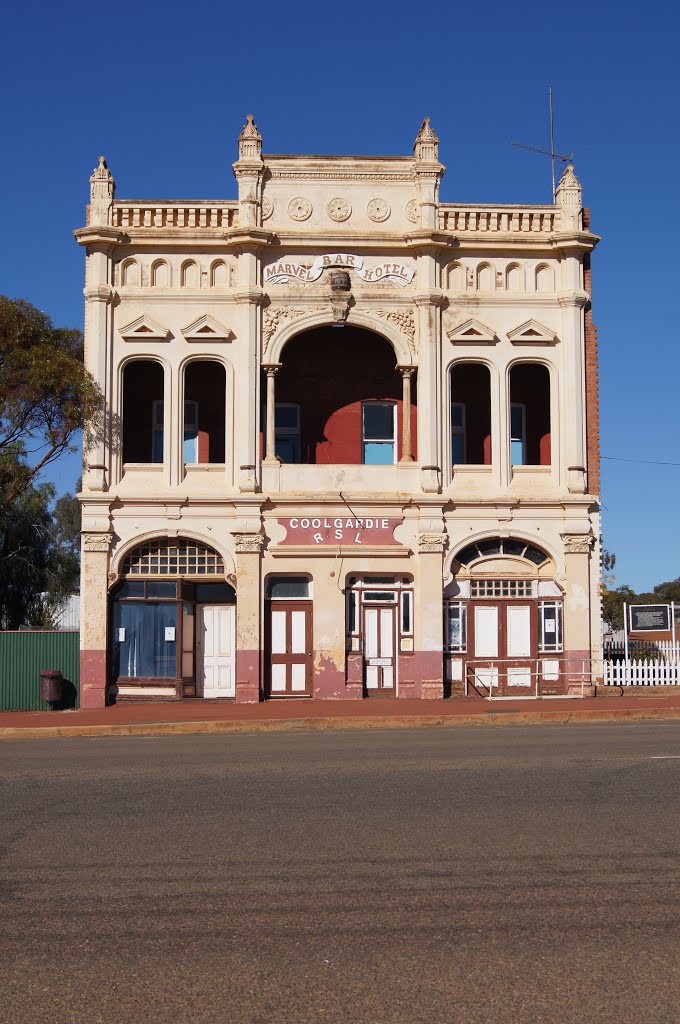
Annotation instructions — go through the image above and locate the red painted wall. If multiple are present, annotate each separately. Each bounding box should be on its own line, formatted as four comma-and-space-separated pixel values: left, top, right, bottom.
274, 326, 417, 464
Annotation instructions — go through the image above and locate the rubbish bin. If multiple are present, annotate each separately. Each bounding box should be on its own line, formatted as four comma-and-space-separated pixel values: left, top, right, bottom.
40, 669, 64, 706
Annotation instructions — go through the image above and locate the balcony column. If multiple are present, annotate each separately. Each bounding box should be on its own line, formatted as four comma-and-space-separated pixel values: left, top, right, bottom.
399, 366, 415, 462
263, 363, 280, 463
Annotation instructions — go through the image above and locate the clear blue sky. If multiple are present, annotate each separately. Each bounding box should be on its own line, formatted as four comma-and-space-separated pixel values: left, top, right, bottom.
2, 0, 678, 593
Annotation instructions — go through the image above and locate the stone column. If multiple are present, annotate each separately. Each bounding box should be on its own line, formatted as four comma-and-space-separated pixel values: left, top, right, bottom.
399, 367, 415, 462
79, 532, 113, 708
234, 533, 264, 703
263, 364, 281, 463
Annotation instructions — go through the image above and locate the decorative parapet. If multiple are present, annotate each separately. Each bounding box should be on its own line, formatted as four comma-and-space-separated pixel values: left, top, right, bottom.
110, 201, 238, 231
555, 163, 583, 230
89, 156, 115, 225
439, 205, 560, 235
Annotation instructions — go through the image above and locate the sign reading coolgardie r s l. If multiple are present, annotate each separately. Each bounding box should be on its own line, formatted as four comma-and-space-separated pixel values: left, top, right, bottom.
278, 516, 402, 546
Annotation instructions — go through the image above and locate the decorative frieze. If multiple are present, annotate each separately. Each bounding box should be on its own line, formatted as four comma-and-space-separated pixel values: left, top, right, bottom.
262, 307, 317, 351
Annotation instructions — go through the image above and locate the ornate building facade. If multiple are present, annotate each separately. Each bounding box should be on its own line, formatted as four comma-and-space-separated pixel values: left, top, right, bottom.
75, 117, 601, 706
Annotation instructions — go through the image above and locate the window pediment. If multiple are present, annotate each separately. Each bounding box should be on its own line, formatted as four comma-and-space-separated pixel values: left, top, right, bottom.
181, 314, 234, 343
120, 314, 171, 342
447, 318, 497, 345
507, 319, 558, 345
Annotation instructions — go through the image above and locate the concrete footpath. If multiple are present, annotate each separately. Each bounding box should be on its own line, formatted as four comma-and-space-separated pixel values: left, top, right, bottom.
3, 692, 680, 739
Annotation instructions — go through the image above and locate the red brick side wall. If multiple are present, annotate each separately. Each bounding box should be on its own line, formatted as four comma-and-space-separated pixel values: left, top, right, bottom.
583, 208, 600, 496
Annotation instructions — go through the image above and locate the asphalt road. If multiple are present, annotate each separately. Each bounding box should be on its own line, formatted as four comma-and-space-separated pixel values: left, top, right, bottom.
2, 723, 680, 1024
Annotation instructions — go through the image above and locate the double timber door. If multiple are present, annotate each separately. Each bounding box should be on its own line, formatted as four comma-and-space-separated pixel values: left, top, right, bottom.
469, 599, 536, 694
267, 600, 312, 697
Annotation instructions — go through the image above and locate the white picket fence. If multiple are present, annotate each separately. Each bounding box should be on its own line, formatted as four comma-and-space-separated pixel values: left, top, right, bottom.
603, 658, 680, 687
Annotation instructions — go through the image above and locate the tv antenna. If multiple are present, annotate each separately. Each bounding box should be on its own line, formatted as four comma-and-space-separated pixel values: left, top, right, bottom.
512, 86, 574, 201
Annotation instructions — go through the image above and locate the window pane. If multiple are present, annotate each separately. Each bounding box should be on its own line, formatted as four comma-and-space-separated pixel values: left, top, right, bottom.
363, 403, 394, 440
510, 405, 524, 438
275, 437, 299, 463
146, 581, 178, 598
511, 439, 525, 465
115, 581, 145, 599
452, 403, 464, 429
268, 577, 310, 599
363, 591, 396, 602
275, 405, 299, 428
452, 434, 465, 464
456, 544, 479, 566
184, 430, 198, 464
195, 582, 236, 603
363, 441, 394, 465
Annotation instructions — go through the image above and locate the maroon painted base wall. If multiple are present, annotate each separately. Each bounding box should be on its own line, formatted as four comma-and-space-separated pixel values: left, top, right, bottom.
236, 650, 260, 703
80, 650, 107, 708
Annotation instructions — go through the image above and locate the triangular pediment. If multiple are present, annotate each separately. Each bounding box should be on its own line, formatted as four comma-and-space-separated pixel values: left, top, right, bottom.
119, 314, 171, 342
181, 314, 234, 343
447, 318, 497, 344
507, 319, 558, 345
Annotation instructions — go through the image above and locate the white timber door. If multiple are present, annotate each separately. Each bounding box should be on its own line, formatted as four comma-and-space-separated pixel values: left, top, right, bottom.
363, 605, 396, 693
196, 604, 235, 698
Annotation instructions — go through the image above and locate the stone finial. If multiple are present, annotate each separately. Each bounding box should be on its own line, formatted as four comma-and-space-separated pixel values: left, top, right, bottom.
238, 114, 263, 161
414, 117, 439, 162
555, 162, 582, 228
89, 155, 115, 224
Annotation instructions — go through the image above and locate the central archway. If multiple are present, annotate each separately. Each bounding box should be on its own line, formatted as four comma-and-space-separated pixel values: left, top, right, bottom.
265, 325, 417, 465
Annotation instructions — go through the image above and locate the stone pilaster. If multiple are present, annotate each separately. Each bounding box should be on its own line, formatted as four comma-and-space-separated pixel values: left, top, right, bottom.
80, 532, 113, 708
562, 533, 595, 688
411, 529, 446, 699
234, 532, 264, 702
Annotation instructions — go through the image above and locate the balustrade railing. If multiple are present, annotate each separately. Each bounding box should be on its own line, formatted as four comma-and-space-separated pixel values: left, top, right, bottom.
439, 205, 560, 234
109, 202, 238, 230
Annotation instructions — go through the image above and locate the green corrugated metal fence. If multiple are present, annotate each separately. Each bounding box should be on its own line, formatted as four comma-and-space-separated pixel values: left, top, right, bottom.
0, 632, 80, 710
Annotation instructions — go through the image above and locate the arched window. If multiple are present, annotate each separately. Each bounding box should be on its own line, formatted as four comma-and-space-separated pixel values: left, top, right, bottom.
121, 537, 225, 576
151, 260, 170, 287
183, 361, 226, 465
450, 363, 491, 465
122, 361, 164, 464
509, 364, 551, 466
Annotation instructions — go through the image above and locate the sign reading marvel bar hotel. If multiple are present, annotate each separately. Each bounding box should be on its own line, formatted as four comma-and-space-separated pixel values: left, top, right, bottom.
279, 516, 402, 546
265, 253, 415, 287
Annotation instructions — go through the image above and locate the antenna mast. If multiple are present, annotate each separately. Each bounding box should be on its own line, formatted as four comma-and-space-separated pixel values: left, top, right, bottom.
549, 85, 556, 202
512, 86, 573, 202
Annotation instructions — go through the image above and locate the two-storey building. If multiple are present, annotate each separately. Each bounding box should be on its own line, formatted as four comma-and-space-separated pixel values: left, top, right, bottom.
75, 117, 601, 706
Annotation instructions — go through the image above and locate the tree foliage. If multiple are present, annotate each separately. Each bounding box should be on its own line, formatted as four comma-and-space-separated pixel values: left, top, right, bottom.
0, 296, 102, 505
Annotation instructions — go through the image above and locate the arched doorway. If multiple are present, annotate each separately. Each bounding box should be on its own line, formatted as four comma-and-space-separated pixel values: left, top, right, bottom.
445, 537, 563, 696
110, 537, 236, 701
263, 325, 417, 464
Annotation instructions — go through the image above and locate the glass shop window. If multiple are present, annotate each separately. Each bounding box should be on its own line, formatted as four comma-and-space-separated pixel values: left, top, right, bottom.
362, 402, 396, 465
112, 601, 178, 678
